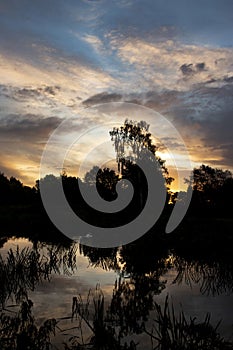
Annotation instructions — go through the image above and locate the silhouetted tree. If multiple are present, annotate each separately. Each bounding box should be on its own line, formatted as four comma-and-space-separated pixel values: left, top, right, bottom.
110, 120, 174, 210
186, 164, 233, 216
191, 164, 232, 192
84, 166, 119, 201
0, 173, 37, 205
110, 119, 174, 186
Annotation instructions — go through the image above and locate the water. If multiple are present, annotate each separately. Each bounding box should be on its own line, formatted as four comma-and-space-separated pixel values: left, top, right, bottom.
0, 236, 233, 349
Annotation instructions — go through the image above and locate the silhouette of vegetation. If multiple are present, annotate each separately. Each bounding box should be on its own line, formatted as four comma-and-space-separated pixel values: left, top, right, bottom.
68, 284, 138, 350
84, 166, 119, 202
185, 164, 233, 217
172, 255, 233, 296
0, 299, 57, 350
1, 163, 232, 243
109, 120, 173, 186
65, 286, 233, 350
0, 244, 77, 349
110, 120, 174, 211
1, 285, 232, 350
0, 244, 77, 308
79, 234, 233, 296
0, 240, 233, 348
0, 121, 233, 348
0, 120, 232, 248
106, 274, 166, 336
145, 296, 233, 350
0, 172, 37, 206
79, 244, 119, 271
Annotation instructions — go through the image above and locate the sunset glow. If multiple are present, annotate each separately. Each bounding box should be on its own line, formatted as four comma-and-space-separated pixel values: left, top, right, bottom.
0, 1, 232, 190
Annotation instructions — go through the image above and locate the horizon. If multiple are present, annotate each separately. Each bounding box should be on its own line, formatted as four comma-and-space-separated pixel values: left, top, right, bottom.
0, 0, 233, 191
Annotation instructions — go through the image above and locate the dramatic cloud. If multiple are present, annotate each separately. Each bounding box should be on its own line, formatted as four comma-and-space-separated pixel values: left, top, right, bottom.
0, 113, 63, 184
0, 0, 232, 187
144, 84, 233, 171
0, 114, 62, 141
82, 79, 233, 175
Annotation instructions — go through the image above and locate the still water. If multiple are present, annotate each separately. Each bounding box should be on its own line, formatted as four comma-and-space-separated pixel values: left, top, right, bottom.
1, 237, 233, 349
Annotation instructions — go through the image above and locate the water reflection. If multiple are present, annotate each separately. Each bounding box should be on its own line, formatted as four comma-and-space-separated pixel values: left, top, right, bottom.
68, 282, 232, 350
80, 239, 233, 297
0, 237, 233, 349
173, 255, 233, 296
79, 245, 119, 271
107, 273, 166, 335
0, 242, 77, 308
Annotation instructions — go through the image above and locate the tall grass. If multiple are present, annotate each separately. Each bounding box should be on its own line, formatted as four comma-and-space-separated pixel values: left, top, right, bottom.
63, 284, 138, 349
0, 244, 77, 349
0, 284, 232, 349
0, 299, 57, 350
65, 287, 233, 350
0, 244, 77, 308
145, 295, 232, 350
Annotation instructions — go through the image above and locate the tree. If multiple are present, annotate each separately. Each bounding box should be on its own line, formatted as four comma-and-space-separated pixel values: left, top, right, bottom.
110, 120, 172, 182
0, 173, 10, 204
190, 164, 232, 192
84, 166, 119, 201
186, 164, 233, 215
109, 119, 174, 208
0, 173, 37, 205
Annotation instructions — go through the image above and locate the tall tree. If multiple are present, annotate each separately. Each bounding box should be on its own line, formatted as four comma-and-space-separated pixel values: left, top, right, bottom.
109, 119, 173, 186
110, 120, 174, 209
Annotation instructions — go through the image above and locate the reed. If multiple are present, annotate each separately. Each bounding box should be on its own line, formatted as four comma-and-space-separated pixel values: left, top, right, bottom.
144, 295, 232, 350
0, 299, 57, 350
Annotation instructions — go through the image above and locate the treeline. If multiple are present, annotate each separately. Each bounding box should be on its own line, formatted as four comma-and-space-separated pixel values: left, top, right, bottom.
185, 164, 233, 217
0, 164, 233, 239
0, 163, 232, 217
0, 173, 37, 205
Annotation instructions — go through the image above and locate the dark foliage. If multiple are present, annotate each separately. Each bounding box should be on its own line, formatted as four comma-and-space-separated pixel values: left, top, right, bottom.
185, 164, 233, 217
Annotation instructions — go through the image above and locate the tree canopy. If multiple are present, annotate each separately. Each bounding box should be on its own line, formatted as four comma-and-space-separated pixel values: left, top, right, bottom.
109, 119, 174, 186
186, 164, 233, 215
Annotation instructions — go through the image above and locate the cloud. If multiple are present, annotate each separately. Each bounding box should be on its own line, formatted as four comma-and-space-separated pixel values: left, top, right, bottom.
82, 92, 123, 106
0, 85, 61, 104
180, 64, 195, 76
0, 114, 63, 184
143, 83, 233, 171
0, 114, 62, 141
0, 42, 116, 104
180, 62, 206, 76
196, 62, 206, 72
200, 110, 233, 168
0, 0, 232, 103
83, 77, 233, 173
0, 0, 232, 186
82, 34, 104, 51
111, 38, 233, 91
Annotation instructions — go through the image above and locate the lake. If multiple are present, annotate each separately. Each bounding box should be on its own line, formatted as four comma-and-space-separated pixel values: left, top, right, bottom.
0, 235, 233, 349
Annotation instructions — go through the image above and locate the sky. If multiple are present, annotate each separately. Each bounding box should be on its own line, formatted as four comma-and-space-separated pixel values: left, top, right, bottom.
0, 0, 233, 190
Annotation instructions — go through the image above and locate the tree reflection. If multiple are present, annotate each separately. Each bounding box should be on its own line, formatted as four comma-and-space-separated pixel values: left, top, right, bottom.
79, 244, 119, 271
0, 243, 77, 308
69, 284, 139, 349
80, 233, 233, 298
173, 255, 233, 296
0, 237, 233, 349
68, 283, 233, 350
106, 273, 166, 336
